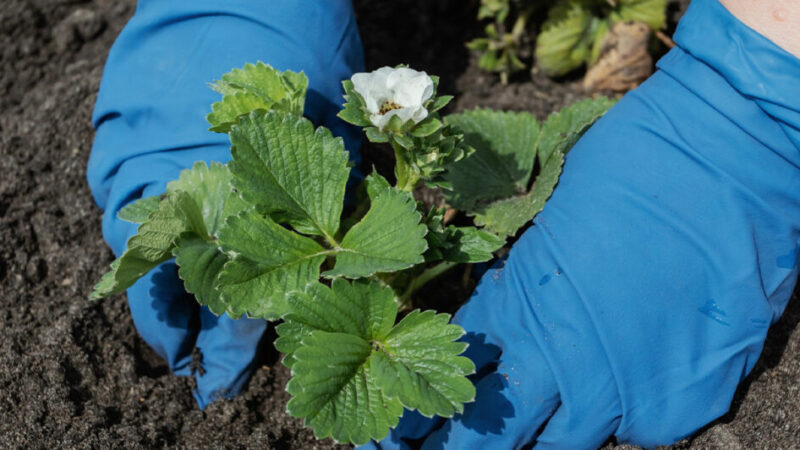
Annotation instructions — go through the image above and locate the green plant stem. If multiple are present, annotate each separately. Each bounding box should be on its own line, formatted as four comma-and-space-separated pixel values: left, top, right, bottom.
322, 232, 340, 250
392, 144, 420, 192
398, 261, 459, 311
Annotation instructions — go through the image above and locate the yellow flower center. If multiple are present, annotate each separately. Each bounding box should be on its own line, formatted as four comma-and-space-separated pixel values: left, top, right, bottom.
379, 100, 402, 115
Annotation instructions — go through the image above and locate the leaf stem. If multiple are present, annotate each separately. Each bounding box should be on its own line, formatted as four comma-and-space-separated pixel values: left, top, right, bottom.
392, 143, 420, 192
398, 261, 459, 311
322, 232, 340, 250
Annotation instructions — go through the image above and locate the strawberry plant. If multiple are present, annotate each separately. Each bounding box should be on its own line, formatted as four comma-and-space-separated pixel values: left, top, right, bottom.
90, 62, 614, 444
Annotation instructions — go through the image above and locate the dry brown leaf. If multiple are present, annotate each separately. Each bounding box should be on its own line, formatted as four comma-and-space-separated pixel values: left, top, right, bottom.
584, 21, 653, 93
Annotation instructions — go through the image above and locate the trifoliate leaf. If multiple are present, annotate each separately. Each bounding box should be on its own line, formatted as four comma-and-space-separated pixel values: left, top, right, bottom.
535, 1, 598, 76
323, 187, 427, 278
370, 309, 475, 417
279, 280, 403, 443
215, 210, 328, 319
444, 99, 614, 237
443, 109, 540, 211
611, 0, 667, 30
167, 161, 247, 236
109, 163, 247, 308
90, 191, 207, 300
118, 195, 161, 223
287, 332, 403, 445
173, 234, 228, 314
207, 62, 307, 132
228, 111, 349, 240
538, 97, 616, 162
277, 279, 474, 444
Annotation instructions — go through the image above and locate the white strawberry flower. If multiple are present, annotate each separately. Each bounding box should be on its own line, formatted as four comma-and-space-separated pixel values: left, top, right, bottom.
351, 66, 434, 131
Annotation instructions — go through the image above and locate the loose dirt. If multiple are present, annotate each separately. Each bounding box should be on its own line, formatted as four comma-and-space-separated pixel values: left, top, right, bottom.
1, 0, 797, 448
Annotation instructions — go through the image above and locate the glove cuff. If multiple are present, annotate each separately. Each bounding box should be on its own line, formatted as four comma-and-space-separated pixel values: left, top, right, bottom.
670, 0, 800, 152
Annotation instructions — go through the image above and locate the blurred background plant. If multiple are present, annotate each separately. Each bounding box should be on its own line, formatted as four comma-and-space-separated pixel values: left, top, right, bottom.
467, 0, 670, 88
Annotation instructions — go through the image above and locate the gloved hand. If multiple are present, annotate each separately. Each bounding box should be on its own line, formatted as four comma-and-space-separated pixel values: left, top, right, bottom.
366, 1, 800, 448
87, 0, 364, 408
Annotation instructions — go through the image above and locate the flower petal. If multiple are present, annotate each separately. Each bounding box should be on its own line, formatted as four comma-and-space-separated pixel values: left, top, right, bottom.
351, 66, 435, 130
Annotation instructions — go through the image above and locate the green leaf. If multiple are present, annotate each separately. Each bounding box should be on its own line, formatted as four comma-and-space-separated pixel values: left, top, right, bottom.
279, 280, 403, 443
228, 111, 350, 239
118, 195, 161, 223
212, 62, 289, 99
424, 208, 505, 263
276, 279, 397, 367
589, 19, 611, 65
611, 0, 667, 29
370, 309, 475, 417
207, 62, 307, 132
535, 1, 597, 76
392, 133, 415, 150
91, 258, 121, 301
324, 187, 427, 278
443, 109, 540, 211
338, 80, 372, 127
365, 126, 389, 143
474, 147, 565, 237
478, 50, 502, 72
279, 69, 310, 113
365, 172, 392, 201
103, 163, 248, 305
207, 93, 272, 133
441, 227, 505, 263
428, 95, 453, 113
90, 191, 207, 300
538, 97, 616, 162
466, 37, 489, 51
277, 279, 474, 444
411, 117, 443, 138
173, 234, 229, 314
167, 161, 247, 236
287, 332, 403, 445
215, 210, 328, 319
443, 99, 615, 237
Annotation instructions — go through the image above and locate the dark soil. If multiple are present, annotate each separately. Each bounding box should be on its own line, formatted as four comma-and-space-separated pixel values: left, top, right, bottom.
0, 0, 797, 448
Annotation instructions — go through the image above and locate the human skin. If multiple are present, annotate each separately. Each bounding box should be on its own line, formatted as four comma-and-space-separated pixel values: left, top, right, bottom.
720, 0, 800, 57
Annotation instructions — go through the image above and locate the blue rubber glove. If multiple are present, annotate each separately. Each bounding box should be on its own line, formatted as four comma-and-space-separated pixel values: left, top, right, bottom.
365, 1, 800, 448
87, 0, 364, 408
